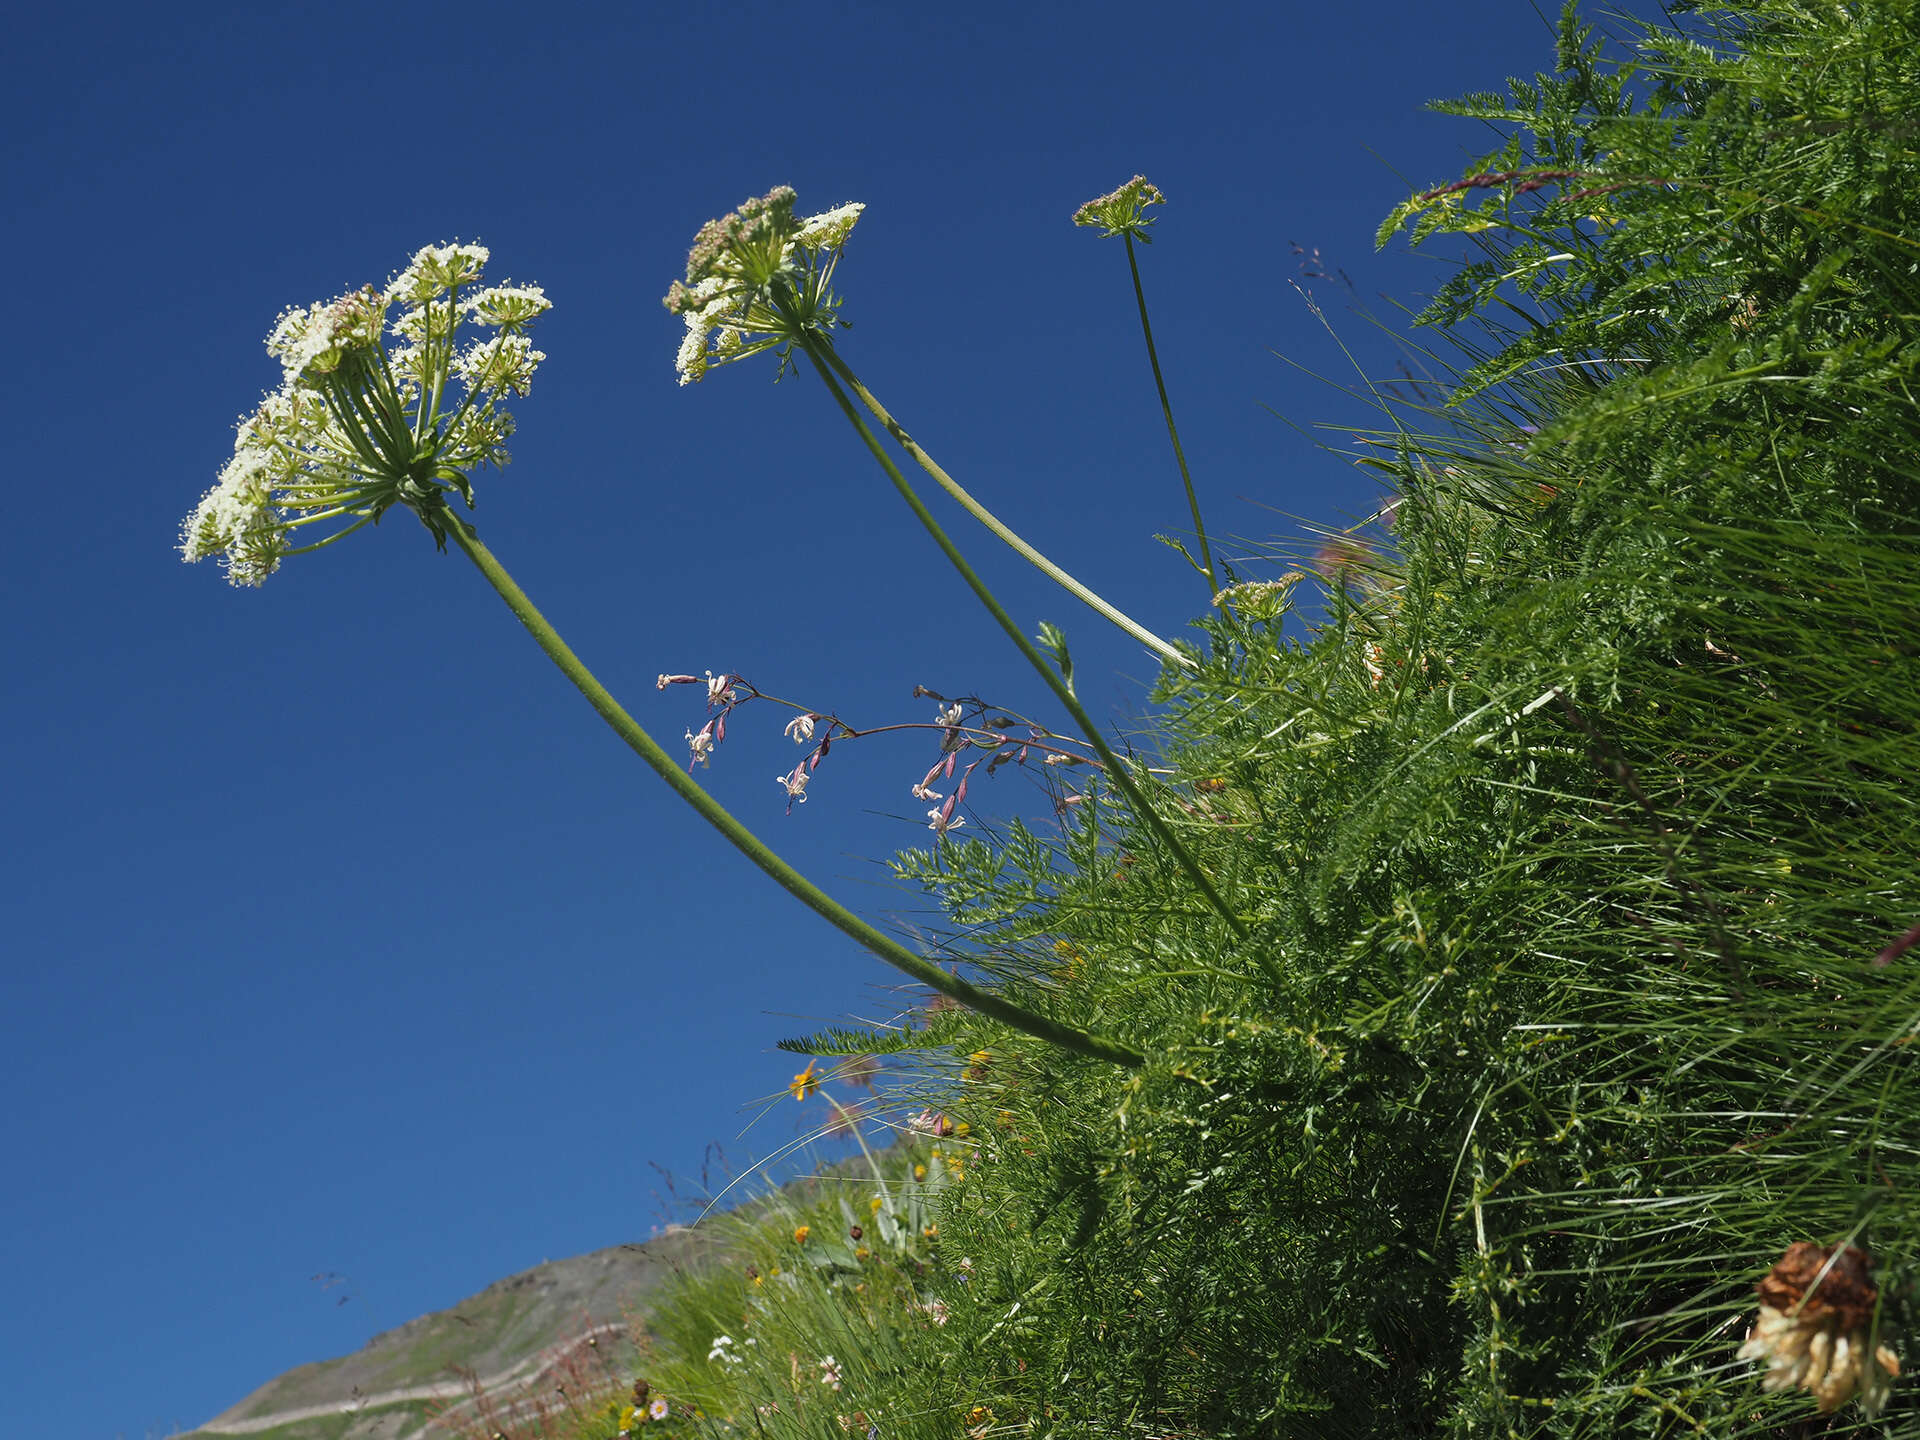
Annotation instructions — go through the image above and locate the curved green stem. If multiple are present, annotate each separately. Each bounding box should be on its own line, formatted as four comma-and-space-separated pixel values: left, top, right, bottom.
810, 341, 1193, 671
439, 511, 1143, 1068
800, 338, 1257, 955
1124, 232, 1216, 597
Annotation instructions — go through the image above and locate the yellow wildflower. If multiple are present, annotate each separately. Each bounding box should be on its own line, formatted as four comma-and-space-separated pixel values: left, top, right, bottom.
788, 1062, 820, 1102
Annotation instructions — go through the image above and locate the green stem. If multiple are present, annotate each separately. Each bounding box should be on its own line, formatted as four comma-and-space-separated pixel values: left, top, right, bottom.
1124, 232, 1216, 597
800, 338, 1258, 955
810, 341, 1193, 671
439, 511, 1143, 1068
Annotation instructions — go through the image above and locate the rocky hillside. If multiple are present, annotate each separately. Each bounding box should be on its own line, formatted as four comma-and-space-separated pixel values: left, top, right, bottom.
180, 1225, 719, 1440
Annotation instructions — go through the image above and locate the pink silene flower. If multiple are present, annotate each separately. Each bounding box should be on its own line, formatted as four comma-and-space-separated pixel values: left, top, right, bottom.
777, 765, 811, 811
687, 726, 715, 768
657, 673, 698, 690
705, 670, 737, 707
784, 713, 817, 744
927, 805, 965, 838
913, 755, 952, 802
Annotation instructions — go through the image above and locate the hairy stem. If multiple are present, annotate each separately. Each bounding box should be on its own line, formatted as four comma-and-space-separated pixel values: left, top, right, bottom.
441, 512, 1144, 1068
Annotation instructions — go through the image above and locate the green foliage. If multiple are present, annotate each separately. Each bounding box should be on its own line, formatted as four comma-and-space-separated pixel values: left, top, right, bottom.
630, 4, 1920, 1436
629, 1137, 979, 1440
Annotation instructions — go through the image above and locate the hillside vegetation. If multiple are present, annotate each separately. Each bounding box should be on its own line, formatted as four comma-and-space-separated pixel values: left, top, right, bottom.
597, 4, 1920, 1438
192, 1, 1920, 1437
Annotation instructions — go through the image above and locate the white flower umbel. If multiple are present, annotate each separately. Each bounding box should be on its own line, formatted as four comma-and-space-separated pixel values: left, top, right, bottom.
182, 242, 549, 586
662, 188, 863, 386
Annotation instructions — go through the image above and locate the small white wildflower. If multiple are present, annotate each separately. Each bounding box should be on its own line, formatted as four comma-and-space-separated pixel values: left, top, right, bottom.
649, 1398, 669, 1422
777, 769, 810, 805
455, 333, 546, 398
793, 202, 865, 252
911, 782, 943, 802
265, 286, 385, 389
706, 671, 737, 707
923, 1298, 949, 1326
466, 282, 551, 330
386, 242, 490, 305
934, 703, 965, 727
672, 276, 731, 387
784, 713, 817, 744
708, 1334, 741, 1366
687, 727, 715, 767
927, 807, 965, 837
818, 1355, 843, 1391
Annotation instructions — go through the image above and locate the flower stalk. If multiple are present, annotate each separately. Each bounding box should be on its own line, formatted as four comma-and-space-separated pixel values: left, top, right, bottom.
811, 342, 1192, 669
1072, 175, 1217, 597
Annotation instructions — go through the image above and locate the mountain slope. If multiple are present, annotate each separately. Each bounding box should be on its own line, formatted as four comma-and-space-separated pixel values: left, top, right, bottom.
182, 1225, 716, 1440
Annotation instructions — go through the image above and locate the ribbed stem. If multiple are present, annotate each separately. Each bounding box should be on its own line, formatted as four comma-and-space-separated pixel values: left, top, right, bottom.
810, 340, 1193, 671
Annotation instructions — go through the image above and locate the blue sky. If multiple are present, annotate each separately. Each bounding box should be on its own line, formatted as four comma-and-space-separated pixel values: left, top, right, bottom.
3, 1, 1637, 1434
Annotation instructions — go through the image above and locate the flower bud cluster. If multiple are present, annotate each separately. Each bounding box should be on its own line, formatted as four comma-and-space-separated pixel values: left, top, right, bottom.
1072, 174, 1165, 242
183, 243, 549, 586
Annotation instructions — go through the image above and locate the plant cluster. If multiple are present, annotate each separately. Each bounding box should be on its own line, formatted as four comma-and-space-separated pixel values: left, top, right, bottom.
646, 4, 1920, 1435
193, 2, 1920, 1436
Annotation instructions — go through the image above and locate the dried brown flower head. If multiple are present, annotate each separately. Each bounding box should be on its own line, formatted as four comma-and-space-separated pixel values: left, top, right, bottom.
1737, 1243, 1900, 1415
